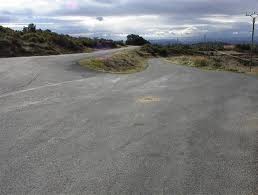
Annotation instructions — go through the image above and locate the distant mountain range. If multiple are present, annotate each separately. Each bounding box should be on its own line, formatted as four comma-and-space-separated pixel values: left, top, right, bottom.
149, 36, 258, 45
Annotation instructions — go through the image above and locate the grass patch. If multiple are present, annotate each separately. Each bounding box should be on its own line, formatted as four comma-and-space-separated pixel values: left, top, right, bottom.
168, 56, 210, 67
140, 44, 258, 76
79, 49, 148, 74
167, 55, 252, 74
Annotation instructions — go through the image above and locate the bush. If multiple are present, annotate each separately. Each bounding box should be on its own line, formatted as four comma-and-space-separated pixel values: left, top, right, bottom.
0, 24, 127, 57
50, 35, 80, 50
23, 23, 36, 33
158, 47, 169, 57
114, 40, 125, 46
192, 56, 209, 67
126, 34, 149, 46
140, 44, 169, 57
22, 33, 45, 43
79, 38, 96, 47
79, 50, 147, 73
235, 44, 250, 51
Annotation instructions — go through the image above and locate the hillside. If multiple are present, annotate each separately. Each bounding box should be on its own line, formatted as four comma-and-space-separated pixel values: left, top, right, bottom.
0, 24, 124, 57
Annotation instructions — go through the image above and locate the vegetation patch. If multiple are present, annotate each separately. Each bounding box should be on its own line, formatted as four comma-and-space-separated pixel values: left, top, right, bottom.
168, 56, 211, 67
0, 24, 125, 57
79, 49, 148, 74
166, 55, 252, 73
126, 34, 150, 46
139, 43, 224, 57
140, 43, 258, 75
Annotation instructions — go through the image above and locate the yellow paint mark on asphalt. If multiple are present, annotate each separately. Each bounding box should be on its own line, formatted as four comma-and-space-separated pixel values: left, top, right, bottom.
137, 96, 160, 103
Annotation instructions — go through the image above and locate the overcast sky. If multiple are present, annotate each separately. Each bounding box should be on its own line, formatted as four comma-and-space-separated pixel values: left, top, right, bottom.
0, 0, 258, 39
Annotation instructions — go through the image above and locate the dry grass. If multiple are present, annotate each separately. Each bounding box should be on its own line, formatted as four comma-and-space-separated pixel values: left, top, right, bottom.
167, 55, 258, 75
79, 50, 148, 74
168, 56, 212, 68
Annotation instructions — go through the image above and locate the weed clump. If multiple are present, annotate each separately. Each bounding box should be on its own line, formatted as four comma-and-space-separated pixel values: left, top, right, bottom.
79, 50, 148, 73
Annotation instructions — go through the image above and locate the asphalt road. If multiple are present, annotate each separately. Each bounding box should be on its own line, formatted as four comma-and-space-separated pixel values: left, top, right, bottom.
0, 48, 257, 194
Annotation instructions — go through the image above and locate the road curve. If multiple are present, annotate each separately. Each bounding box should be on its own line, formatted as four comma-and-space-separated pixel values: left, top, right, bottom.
0, 49, 257, 194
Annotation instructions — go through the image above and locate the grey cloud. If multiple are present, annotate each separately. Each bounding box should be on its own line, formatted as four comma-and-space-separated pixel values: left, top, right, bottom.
53, 0, 258, 17
0, 15, 12, 23
1, 0, 258, 39
96, 16, 104, 21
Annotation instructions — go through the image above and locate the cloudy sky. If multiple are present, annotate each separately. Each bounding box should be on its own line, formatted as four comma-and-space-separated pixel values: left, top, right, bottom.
0, 0, 258, 40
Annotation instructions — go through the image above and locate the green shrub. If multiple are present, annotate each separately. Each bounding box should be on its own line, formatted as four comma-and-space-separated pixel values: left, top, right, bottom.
126, 34, 149, 45
235, 44, 250, 51
0, 24, 126, 57
0, 39, 11, 48
140, 44, 170, 57
21, 33, 45, 43
23, 23, 36, 33
158, 47, 169, 57
114, 40, 125, 46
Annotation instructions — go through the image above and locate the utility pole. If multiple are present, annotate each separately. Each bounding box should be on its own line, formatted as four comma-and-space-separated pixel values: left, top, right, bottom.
204, 34, 208, 55
246, 12, 258, 71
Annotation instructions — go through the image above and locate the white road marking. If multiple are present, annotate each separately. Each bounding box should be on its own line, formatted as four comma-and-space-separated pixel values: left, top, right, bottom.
111, 78, 121, 83
0, 78, 90, 99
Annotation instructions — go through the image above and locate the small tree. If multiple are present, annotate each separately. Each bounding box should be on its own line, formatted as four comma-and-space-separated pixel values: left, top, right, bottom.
23, 23, 36, 33
22, 26, 28, 33
28, 23, 36, 32
126, 34, 149, 46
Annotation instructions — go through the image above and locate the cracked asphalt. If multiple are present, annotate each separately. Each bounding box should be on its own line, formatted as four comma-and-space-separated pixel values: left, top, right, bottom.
0, 48, 257, 194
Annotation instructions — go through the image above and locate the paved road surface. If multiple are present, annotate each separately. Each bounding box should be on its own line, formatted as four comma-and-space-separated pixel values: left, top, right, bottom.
0, 48, 257, 194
